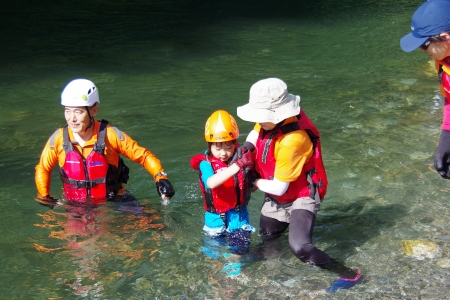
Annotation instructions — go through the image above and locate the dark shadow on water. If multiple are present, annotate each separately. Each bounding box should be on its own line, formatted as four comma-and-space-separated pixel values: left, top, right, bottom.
316, 197, 409, 259
0, 0, 409, 84
250, 197, 409, 266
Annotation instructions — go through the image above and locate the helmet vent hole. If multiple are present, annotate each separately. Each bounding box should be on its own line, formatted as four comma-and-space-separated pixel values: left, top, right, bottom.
87, 87, 96, 95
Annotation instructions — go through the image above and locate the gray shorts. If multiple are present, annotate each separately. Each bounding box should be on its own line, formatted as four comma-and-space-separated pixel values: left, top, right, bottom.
260, 196, 320, 223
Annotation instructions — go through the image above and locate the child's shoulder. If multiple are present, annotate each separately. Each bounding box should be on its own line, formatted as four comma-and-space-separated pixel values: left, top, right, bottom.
190, 153, 207, 170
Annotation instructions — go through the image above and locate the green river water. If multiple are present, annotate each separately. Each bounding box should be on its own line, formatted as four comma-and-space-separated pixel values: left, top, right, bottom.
1, 0, 449, 298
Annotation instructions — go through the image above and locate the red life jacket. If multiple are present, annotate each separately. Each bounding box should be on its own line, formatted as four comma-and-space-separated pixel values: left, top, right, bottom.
436, 57, 450, 96
190, 153, 251, 213
59, 120, 128, 202
255, 110, 328, 204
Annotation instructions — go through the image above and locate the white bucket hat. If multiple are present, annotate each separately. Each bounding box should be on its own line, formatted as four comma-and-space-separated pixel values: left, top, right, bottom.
237, 78, 300, 123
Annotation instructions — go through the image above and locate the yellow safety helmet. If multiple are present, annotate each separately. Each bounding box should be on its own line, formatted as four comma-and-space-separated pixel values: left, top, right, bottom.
204, 110, 239, 142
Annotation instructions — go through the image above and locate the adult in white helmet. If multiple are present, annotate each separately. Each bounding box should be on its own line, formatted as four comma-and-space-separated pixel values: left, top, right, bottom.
35, 78, 175, 205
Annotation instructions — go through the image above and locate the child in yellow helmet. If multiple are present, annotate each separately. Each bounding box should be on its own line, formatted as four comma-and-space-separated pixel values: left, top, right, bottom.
190, 110, 256, 276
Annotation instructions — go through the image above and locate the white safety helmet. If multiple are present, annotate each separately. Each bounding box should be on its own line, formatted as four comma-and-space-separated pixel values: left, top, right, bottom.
61, 79, 99, 107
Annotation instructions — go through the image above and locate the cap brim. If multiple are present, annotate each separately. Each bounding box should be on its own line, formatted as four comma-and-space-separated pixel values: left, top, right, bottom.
400, 32, 428, 52
237, 94, 300, 123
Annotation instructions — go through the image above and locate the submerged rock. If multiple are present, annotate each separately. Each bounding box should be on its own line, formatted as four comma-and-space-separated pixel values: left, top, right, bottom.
402, 240, 440, 260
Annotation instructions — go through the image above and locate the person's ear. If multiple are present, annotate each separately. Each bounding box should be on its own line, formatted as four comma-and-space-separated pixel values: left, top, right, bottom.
440, 32, 450, 42
90, 105, 99, 117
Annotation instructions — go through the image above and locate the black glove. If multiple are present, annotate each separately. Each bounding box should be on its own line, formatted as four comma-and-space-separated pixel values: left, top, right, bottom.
35, 195, 59, 209
236, 141, 255, 159
156, 179, 175, 198
434, 129, 450, 179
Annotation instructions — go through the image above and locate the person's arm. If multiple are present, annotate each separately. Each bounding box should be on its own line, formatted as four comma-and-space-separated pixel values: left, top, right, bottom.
442, 72, 450, 131
114, 130, 166, 179
255, 130, 313, 195
434, 71, 450, 178
35, 131, 61, 198
110, 127, 175, 199
245, 129, 259, 146
206, 163, 240, 189
254, 177, 289, 196
199, 160, 214, 186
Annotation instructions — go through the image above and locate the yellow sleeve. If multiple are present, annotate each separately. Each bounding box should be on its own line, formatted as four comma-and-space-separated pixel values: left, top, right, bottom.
106, 127, 167, 181
273, 130, 313, 182
35, 129, 64, 197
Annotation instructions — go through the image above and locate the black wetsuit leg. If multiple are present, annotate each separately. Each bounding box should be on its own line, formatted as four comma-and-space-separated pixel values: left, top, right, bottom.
259, 213, 289, 238
289, 208, 331, 265
290, 209, 358, 278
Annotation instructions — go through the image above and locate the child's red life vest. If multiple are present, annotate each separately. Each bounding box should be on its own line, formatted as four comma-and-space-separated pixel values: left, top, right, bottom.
190, 153, 251, 213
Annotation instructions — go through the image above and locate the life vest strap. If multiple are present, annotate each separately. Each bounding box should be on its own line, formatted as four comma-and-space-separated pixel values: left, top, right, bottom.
93, 119, 108, 154
62, 177, 106, 188
263, 195, 294, 210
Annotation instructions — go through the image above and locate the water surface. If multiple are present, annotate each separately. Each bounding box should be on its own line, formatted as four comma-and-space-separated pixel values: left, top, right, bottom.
2, 0, 449, 298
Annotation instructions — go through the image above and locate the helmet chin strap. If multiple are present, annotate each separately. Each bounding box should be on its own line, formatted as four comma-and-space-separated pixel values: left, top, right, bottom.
85, 106, 94, 132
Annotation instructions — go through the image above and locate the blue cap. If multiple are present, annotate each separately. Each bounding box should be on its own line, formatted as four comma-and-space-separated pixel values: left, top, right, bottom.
400, 0, 450, 52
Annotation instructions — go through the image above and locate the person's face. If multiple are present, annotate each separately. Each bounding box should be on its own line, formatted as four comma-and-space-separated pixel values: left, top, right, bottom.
210, 141, 236, 162
421, 33, 450, 60
259, 122, 277, 131
64, 106, 98, 134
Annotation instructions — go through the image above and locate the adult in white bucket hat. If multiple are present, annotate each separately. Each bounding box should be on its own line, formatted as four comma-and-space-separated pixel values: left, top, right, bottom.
237, 78, 363, 293
35, 78, 175, 205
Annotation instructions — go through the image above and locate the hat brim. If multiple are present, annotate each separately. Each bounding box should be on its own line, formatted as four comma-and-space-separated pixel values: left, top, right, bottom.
237, 94, 300, 123
400, 32, 428, 52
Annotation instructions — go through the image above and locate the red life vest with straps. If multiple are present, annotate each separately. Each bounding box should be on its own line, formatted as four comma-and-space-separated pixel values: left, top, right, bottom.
59, 120, 128, 202
255, 110, 328, 204
190, 153, 251, 213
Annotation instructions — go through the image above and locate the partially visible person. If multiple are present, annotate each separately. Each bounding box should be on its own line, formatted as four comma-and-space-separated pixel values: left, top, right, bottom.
35, 78, 175, 206
190, 110, 256, 276
236, 78, 363, 292
400, 0, 450, 179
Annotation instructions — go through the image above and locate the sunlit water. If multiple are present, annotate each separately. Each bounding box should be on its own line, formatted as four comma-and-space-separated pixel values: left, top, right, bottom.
2, 0, 450, 298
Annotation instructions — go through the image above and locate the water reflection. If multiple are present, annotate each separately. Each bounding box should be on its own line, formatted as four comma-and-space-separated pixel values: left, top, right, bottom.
33, 198, 166, 298
2, 0, 450, 297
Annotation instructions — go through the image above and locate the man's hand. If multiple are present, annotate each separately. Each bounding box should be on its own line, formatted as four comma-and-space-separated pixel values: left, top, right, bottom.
35, 195, 60, 209
156, 179, 175, 202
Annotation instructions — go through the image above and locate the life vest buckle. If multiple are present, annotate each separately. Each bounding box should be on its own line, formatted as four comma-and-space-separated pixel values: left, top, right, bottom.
75, 180, 96, 188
